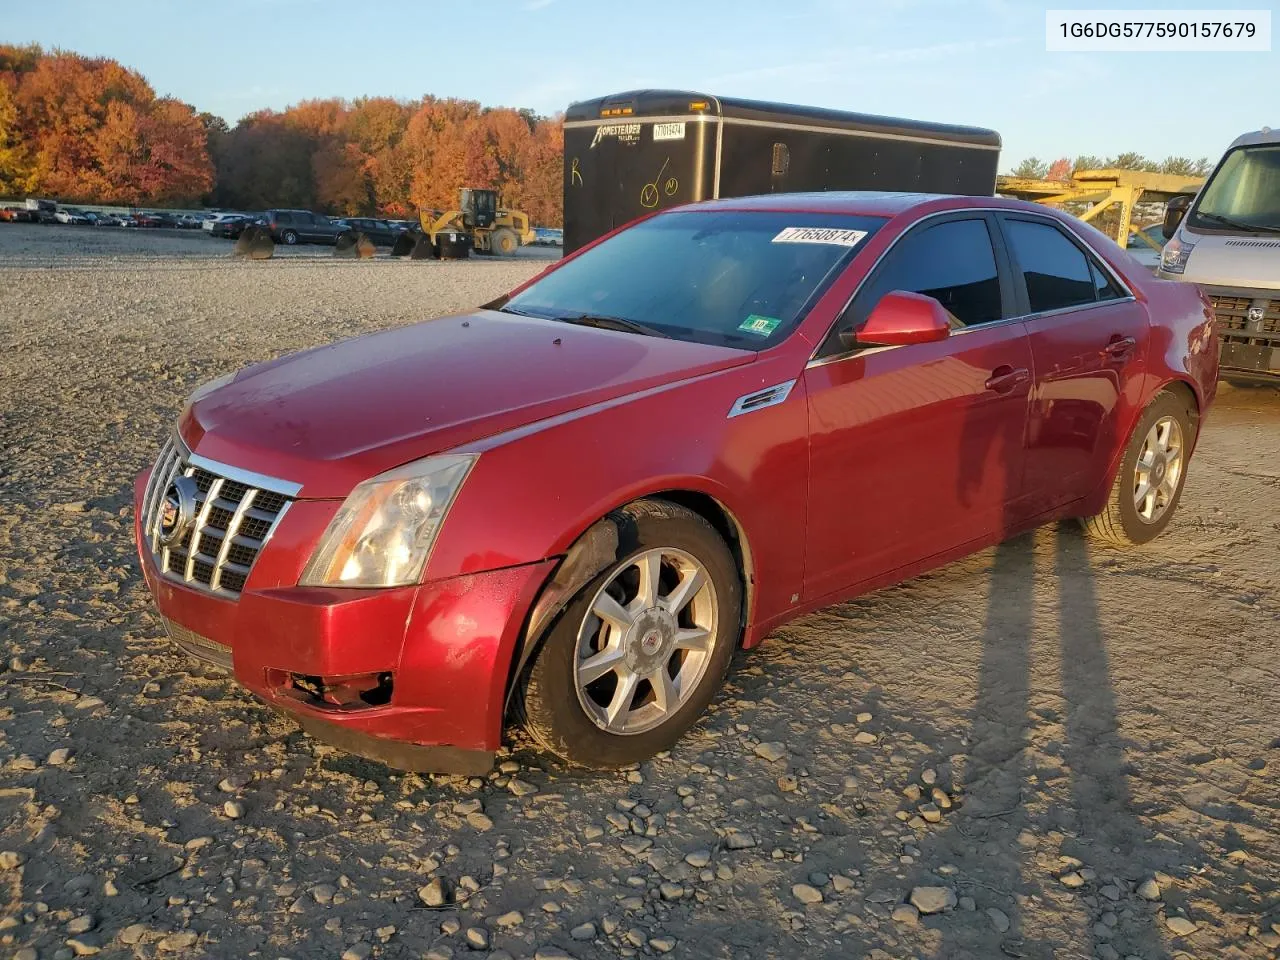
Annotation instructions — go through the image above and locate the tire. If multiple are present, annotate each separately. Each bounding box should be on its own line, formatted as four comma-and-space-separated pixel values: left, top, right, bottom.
517, 499, 742, 767
1081, 390, 1196, 546
490, 227, 518, 256
281, 229, 299, 245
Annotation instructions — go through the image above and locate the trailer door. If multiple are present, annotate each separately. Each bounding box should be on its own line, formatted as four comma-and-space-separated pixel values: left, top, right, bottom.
563, 118, 716, 253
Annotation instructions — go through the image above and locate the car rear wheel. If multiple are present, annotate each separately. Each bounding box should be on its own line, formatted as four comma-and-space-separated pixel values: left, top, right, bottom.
517, 500, 741, 767
281, 229, 299, 245
1081, 390, 1196, 546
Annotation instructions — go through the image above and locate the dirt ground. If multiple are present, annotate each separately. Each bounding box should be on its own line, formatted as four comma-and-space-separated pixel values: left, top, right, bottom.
1, 225, 1277, 960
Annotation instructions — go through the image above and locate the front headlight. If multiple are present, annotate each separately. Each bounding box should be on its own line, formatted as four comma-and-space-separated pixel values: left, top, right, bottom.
1160, 233, 1196, 275
300, 454, 476, 588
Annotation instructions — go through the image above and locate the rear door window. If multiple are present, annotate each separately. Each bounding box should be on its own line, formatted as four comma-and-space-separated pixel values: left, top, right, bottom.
1090, 261, 1123, 301
1002, 219, 1096, 314
275, 212, 293, 225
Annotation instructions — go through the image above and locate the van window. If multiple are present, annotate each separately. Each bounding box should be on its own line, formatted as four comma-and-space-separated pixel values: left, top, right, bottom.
1190, 144, 1280, 232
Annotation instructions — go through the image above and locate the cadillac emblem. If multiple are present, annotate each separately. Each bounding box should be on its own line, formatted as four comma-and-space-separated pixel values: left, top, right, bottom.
1247, 305, 1265, 325
157, 475, 199, 547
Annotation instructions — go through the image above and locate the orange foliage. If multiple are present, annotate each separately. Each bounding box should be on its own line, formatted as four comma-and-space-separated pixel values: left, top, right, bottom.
1046, 157, 1073, 182
1, 45, 564, 224
213, 95, 564, 224
0, 45, 213, 204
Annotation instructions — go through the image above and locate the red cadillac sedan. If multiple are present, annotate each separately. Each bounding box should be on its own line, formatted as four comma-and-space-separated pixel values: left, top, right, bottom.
134, 192, 1218, 773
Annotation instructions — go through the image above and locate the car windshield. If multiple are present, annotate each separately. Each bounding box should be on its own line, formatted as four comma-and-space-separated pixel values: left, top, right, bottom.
503, 210, 887, 348
1189, 144, 1280, 231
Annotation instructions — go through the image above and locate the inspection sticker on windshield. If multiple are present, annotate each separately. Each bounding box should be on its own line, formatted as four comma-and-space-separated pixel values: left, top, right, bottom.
772, 226, 868, 247
739, 314, 781, 337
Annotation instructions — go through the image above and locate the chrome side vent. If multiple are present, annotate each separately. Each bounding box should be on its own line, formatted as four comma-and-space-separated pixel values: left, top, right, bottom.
728, 379, 797, 418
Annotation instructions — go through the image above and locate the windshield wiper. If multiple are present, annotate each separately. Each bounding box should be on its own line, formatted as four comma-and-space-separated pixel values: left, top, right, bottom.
1196, 212, 1280, 234
556, 313, 672, 339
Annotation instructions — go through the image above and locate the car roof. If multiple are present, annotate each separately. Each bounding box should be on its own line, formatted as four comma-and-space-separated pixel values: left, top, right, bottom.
675, 191, 1055, 219
1228, 128, 1280, 149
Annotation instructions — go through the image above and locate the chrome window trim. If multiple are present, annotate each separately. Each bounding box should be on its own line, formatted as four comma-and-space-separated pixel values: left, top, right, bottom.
805, 207, 1140, 369
805, 344, 899, 369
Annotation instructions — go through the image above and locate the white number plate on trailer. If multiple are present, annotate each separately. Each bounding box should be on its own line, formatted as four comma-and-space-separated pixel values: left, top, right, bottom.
653, 122, 686, 141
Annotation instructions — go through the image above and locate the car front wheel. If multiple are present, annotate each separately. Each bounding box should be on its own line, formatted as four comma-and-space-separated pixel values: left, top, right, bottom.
1081, 390, 1196, 546
518, 499, 742, 767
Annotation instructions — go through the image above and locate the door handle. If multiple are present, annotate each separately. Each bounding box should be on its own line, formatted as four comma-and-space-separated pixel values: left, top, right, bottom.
985, 366, 1030, 393
1102, 336, 1137, 360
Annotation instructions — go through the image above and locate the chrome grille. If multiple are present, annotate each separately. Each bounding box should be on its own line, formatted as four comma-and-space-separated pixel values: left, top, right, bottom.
1210, 295, 1280, 336
141, 437, 297, 598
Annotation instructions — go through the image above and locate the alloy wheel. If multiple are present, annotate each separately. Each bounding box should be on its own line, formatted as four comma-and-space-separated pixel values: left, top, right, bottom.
574, 547, 718, 735
1133, 415, 1184, 523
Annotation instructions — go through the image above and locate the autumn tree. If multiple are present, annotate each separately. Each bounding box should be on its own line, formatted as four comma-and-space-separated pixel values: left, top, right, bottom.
3, 45, 564, 223
1046, 157, 1072, 181
0, 45, 213, 204
0, 79, 36, 195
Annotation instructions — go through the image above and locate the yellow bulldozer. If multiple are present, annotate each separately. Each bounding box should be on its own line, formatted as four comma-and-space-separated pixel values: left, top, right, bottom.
392, 188, 535, 259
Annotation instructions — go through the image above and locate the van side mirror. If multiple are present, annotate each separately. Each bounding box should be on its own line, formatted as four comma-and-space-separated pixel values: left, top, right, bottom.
1163, 195, 1191, 240
839, 291, 952, 350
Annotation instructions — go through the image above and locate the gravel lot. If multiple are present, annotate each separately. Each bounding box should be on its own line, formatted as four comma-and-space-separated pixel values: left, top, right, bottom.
1, 225, 1278, 960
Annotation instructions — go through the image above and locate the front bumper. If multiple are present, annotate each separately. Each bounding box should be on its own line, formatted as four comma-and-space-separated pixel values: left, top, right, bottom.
133, 472, 555, 772
1200, 286, 1280, 378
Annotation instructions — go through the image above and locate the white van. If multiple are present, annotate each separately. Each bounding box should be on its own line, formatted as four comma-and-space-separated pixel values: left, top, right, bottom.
1158, 128, 1280, 381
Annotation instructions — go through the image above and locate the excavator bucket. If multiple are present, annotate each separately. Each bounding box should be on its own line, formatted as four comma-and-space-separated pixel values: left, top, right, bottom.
333, 230, 375, 259
390, 231, 416, 257
408, 233, 437, 260
233, 225, 274, 260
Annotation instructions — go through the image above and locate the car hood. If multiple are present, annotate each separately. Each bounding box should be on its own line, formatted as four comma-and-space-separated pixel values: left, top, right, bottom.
1180, 230, 1280, 290
181, 309, 754, 498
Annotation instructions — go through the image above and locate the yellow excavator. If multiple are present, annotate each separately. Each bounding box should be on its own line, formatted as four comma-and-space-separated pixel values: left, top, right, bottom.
392, 188, 536, 259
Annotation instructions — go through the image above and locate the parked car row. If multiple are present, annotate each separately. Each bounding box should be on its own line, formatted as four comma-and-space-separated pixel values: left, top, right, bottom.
207, 211, 416, 247
0, 204, 230, 229
3, 200, 564, 251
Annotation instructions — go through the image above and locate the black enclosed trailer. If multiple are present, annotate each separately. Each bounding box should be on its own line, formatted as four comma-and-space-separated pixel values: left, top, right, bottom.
563, 90, 1001, 252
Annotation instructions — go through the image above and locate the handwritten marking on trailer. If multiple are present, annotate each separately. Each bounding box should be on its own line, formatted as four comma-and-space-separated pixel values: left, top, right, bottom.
641, 158, 678, 209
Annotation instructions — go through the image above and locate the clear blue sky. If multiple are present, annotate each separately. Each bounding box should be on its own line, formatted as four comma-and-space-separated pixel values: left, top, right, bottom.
6, 0, 1277, 169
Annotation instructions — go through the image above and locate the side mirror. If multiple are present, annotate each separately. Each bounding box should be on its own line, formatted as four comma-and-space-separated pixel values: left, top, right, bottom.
1163, 195, 1191, 240
841, 291, 952, 350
